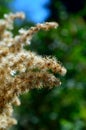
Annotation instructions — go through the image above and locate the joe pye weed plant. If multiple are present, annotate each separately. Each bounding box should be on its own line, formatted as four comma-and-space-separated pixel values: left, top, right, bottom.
0, 12, 67, 130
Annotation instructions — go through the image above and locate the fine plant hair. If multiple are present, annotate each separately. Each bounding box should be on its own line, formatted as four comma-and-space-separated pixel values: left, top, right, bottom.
0, 12, 67, 130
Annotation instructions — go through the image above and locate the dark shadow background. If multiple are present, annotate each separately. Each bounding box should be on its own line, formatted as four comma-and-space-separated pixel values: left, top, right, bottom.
0, 0, 86, 130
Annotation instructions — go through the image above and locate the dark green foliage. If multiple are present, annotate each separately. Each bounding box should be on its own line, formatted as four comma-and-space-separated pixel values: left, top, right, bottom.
0, 0, 11, 17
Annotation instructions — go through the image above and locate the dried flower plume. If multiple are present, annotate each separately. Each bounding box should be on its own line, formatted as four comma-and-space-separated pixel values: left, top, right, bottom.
0, 12, 66, 130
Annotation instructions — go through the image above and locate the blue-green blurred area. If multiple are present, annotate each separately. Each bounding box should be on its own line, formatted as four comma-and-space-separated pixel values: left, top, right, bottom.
10, 0, 50, 23
1, 0, 86, 130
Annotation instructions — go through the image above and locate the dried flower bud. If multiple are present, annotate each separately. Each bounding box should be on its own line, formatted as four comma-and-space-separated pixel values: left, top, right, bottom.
0, 12, 66, 130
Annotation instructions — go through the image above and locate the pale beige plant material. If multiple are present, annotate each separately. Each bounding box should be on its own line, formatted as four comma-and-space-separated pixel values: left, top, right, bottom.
0, 12, 67, 130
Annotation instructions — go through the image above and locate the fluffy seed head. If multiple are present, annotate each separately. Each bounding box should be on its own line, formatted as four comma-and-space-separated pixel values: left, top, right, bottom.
0, 12, 66, 130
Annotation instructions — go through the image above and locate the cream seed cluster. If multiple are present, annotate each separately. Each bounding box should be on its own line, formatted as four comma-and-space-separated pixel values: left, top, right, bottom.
0, 12, 67, 130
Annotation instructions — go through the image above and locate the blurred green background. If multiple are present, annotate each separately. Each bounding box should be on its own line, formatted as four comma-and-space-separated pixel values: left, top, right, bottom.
0, 0, 86, 130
